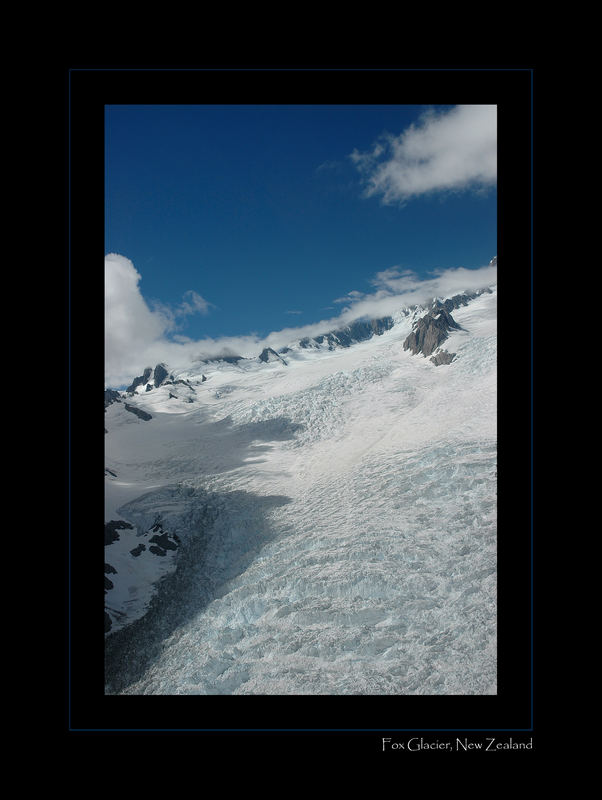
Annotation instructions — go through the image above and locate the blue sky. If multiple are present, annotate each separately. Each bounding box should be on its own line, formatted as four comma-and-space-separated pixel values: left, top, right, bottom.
105, 104, 497, 386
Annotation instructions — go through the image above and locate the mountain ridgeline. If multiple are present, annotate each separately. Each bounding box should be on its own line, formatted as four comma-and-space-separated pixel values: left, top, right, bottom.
106, 287, 494, 409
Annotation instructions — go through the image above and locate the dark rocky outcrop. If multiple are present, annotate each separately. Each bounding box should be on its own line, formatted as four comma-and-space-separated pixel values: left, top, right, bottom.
130, 543, 146, 557
298, 316, 394, 351
105, 468, 117, 477
104, 389, 122, 410
403, 307, 461, 358
104, 612, 112, 633
126, 367, 152, 394
124, 403, 152, 421
430, 350, 456, 366
153, 363, 169, 388
200, 355, 244, 365
149, 532, 179, 552
169, 379, 196, 392
259, 347, 288, 365
104, 520, 134, 546
430, 289, 491, 315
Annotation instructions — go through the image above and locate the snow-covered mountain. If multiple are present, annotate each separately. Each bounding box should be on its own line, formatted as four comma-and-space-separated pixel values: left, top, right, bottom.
104, 279, 497, 695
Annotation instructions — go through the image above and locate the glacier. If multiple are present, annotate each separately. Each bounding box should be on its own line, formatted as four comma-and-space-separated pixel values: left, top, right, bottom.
104, 288, 497, 695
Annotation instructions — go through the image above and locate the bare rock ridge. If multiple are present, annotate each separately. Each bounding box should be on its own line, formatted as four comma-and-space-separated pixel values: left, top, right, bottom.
296, 316, 394, 351
126, 364, 172, 394
124, 403, 152, 421
258, 347, 288, 365
402, 290, 491, 364
430, 350, 456, 366
104, 389, 122, 409
403, 305, 461, 359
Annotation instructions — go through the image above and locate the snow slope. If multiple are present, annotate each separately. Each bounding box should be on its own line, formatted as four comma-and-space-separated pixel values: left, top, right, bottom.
104, 288, 497, 695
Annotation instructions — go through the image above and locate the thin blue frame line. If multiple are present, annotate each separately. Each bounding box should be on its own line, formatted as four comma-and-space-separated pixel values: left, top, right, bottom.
530, 68, 535, 731
69, 727, 535, 733
68, 68, 72, 732
92, 76, 529, 732
70, 67, 532, 73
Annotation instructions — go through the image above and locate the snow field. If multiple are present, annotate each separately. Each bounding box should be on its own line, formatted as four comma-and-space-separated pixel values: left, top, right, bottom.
107, 290, 497, 694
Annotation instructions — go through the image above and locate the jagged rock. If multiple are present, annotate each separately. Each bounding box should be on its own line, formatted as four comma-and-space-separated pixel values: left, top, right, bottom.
149, 545, 166, 556
104, 520, 133, 545
403, 307, 461, 358
104, 389, 122, 409
104, 575, 114, 592
430, 350, 456, 366
105, 468, 117, 477
104, 563, 117, 575
200, 355, 244, 364
104, 612, 112, 633
145, 384, 153, 391
153, 363, 169, 388
171, 379, 196, 392
130, 543, 146, 557
124, 403, 152, 421
126, 367, 152, 394
259, 347, 288, 365
430, 290, 491, 315
297, 316, 394, 351
149, 532, 178, 551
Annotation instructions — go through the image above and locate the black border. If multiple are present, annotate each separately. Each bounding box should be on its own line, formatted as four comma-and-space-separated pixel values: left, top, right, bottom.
68, 66, 533, 740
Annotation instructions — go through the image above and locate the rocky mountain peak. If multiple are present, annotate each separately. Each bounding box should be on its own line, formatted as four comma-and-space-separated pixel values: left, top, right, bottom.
258, 347, 288, 365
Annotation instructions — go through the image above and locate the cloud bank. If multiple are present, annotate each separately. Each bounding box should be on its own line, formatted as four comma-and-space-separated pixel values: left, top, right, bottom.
350, 105, 497, 204
105, 253, 496, 388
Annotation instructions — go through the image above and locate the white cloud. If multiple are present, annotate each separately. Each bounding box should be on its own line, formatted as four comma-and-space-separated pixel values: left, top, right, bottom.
105, 252, 496, 389
105, 253, 212, 387
350, 105, 497, 204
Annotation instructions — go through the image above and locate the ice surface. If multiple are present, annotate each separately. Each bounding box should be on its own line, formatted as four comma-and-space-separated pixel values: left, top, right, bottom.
104, 289, 497, 695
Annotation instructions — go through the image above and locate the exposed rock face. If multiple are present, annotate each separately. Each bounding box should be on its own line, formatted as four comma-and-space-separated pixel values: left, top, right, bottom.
298, 316, 394, 350
104, 520, 134, 545
259, 347, 288, 365
153, 363, 169, 388
201, 355, 244, 365
403, 307, 461, 358
430, 350, 456, 366
104, 389, 122, 409
124, 403, 152, 421
430, 289, 491, 315
126, 367, 152, 394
